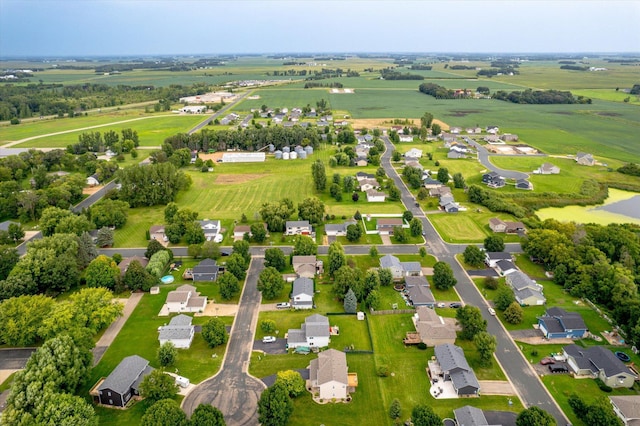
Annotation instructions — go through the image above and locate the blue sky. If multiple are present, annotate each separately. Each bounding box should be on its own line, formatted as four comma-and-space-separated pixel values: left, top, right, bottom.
1, 0, 639, 57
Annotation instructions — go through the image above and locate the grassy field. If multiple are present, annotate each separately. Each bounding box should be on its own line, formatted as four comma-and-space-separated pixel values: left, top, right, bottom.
428, 211, 523, 244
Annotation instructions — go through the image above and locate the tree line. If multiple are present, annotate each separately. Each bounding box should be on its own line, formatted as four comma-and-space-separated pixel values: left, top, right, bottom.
491, 89, 592, 104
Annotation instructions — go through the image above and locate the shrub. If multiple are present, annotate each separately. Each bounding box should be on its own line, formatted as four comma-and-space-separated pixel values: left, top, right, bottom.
595, 378, 612, 392
377, 365, 390, 377
417, 342, 427, 350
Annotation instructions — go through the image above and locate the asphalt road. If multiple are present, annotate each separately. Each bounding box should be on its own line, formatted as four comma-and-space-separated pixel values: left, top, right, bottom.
0, 348, 37, 369
380, 136, 569, 424
187, 92, 251, 135
181, 258, 266, 425
465, 137, 530, 180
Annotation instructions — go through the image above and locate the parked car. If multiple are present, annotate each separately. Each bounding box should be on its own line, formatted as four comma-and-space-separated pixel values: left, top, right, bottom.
488, 307, 496, 316
262, 336, 276, 343
436, 302, 446, 308
449, 302, 462, 308
540, 357, 556, 365
213, 234, 223, 243
276, 302, 291, 309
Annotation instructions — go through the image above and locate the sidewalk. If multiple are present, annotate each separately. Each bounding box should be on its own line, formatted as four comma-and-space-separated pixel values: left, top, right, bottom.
92, 292, 143, 366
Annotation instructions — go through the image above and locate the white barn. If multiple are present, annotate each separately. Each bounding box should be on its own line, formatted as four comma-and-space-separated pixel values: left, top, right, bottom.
221, 152, 266, 163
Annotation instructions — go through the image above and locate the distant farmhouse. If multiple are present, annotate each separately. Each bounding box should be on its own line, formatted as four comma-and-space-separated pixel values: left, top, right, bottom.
575, 152, 595, 166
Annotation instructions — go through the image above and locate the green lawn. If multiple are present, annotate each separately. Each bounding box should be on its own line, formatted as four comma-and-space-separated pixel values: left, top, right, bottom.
428, 211, 523, 244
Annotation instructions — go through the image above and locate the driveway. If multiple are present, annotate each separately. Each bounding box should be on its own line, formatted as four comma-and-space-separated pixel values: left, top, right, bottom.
253, 338, 287, 355
0, 348, 36, 370
261, 368, 309, 387
467, 269, 500, 277
92, 292, 143, 366
380, 234, 392, 245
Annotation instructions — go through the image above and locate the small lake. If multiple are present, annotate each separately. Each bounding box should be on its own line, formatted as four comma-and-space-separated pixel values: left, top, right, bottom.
536, 188, 640, 225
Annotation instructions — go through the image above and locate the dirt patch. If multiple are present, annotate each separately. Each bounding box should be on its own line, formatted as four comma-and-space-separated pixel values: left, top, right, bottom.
199, 152, 225, 162
82, 185, 104, 195
596, 112, 622, 117
349, 118, 449, 131
214, 173, 266, 185
198, 302, 239, 317
445, 110, 485, 117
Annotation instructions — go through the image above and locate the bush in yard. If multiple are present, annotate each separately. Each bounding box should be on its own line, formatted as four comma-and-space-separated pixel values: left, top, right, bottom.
494, 285, 516, 311
141, 399, 187, 426
139, 370, 178, 403
145, 239, 166, 259
157, 342, 177, 367
504, 301, 524, 324
377, 365, 390, 377
595, 378, 612, 392
146, 250, 171, 278
261, 319, 276, 334
275, 370, 305, 397
389, 398, 402, 421
202, 317, 228, 348
412, 404, 442, 426
484, 276, 499, 290
417, 342, 427, 350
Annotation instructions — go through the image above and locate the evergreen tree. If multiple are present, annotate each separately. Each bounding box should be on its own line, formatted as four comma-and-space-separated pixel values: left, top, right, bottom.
344, 288, 357, 313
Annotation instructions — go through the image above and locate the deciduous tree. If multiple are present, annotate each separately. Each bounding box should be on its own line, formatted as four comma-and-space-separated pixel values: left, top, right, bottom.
328, 242, 346, 277
140, 399, 188, 426
516, 407, 556, 426
257, 267, 285, 300
484, 235, 505, 252
275, 370, 306, 397
297, 197, 325, 224
157, 342, 177, 367
474, 331, 497, 366
292, 235, 317, 255
190, 404, 226, 426
456, 305, 487, 340
311, 160, 327, 191
411, 404, 442, 426
504, 301, 524, 324
258, 382, 293, 426
495, 285, 516, 311
219, 273, 240, 300
463, 245, 485, 268
433, 261, 457, 290
85, 255, 120, 290
264, 248, 286, 271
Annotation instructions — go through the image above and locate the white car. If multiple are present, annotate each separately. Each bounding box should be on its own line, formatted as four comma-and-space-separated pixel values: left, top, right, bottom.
262, 336, 276, 343
436, 302, 446, 308
276, 302, 291, 309
213, 234, 223, 243
488, 307, 496, 316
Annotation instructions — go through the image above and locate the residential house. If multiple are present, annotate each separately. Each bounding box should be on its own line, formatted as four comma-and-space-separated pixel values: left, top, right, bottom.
516, 179, 533, 190
309, 349, 352, 400
92, 355, 154, 407
484, 134, 502, 144
86, 174, 100, 186
453, 406, 488, 426
399, 135, 414, 142
286, 314, 330, 348
0, 220, 20, 233
405, 276, 435, 307
355, 172, 375, 182
576, 152, 595, 166
325, 220, 356, 237
486, 125, 499, 134
292, 255, 323, 278
118, 256, 149, 277
500, 133, 519, 142
423, 177, 442, 189
355, 158, 368, 167
609, 396, 640, 426
402, 262, 423, 277
433, 343, 480, 396
165, 284, 208, 313
443, 202, 460, 213
504, 221, 525, 234
158, 314, 195, 349
405, 160, 423, 170
149, 225, 166, 242
291, 277, 314, 309
441, 133, 457, 143
505, 270, 546, 306
447, 150, 466, 159
366, 189, 387, 202
466, 127, 482, 134
564, 345, 637, 388
376, 218, 403, 235
485, 252, 512, 268
380, 254, 404, 280
358, 178, 378, 192
538, 307, 587, 339
534, 163, 560, 175
285, 220, 312, 236
405, 148, 423, 159
495, 259, 517, 276
198, 220, 221, 241
450, 126, 462, 134
429, 186, 451, 197
482, 172, 505, 188
489, 218, 507, 233
412, 306, 457, 346
233, 223, 267, 240
192, 259, 219, 282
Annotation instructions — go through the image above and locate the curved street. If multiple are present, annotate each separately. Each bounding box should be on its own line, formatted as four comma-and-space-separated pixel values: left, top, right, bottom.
181, 258, 266, 425
465, 137, 530, 180
381, 136, 569, 424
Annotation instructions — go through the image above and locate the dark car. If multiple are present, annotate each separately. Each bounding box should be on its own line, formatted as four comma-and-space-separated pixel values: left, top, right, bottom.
540, 357, 556, 365
548, 364, 568, 373
449, 302, 462, 308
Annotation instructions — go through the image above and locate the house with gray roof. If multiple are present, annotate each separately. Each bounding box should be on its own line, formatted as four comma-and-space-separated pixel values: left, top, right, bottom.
192, 258, 219, 282
405, 276, 434, 307
158, 314, 195, 349
325, 221, 355, 237
505, 270, 545, 306
564, 345, 637, 388
287, 314, 330, 349
412, 306, 457, 346
285, 220, 312, 236
535, 162, 560, 175
291, 277, 314, 309
538, 307, 587, 339
433, 343, 480, 396
309, 349, 350, 400
165, 284, 207, 313
576, 152, 595, 166
198, 220, 221, 241
92, 355, 154, 407
454, 405, 488, 426
380, 254, 404, 280
0, 220, 19, 233
609, 395, 640, 426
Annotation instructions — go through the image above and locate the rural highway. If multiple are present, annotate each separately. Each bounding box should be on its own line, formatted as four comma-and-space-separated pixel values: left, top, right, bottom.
181, 259, 266, 425
380, 136, 569, 425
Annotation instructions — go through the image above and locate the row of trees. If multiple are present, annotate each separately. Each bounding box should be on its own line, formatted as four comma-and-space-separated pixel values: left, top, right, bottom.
67, 128, 139, 155
492, 88, 592, 104
259, 197, 326, 232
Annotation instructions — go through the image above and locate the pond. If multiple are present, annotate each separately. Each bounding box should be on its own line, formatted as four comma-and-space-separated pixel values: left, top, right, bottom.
536, 188, 640, 225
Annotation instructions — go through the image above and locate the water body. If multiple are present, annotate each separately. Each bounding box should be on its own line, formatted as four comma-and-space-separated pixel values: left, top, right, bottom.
537, 188, 640, 225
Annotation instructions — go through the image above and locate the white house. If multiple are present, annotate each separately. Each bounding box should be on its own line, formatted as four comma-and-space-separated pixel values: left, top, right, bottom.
405, 148, 423, 159
158, 314, 195, 349
609, 396, 640, 425
165, 284, 207, 313
198, 220, 221, 241
287, 314, 330, 348
505, 270, 546, 306
366, 189, 386, 202
309, 349, 350, 400
291, 277, 314, 309
285, 220, 312, 236
398, 135, 414, 142
380, 254, 404, 280
86, 174, 100, 186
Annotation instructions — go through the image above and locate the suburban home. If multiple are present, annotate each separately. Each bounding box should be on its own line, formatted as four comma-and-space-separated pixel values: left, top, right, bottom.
404, 160, 423, 170
233, 223, 267, 240
563, 345, 637, 388
538, 307, 588, 339
500, 133, 519, 142
118, 256, 149, 277
292, 255, 323, 278
287, 314, 330, 349
285, 220, 312, 236
366, 189, 387, 202
447, 150, 466, 159
198, 220, 221, 241
376, 218, 404, 235
192, 258, 219, 282
86, 174, 100, 186
149, 225, 166, 242
482, 171, 505, 188
534, 163, 561, 175
443, 202, 460, 213
429, 186, 451, 197
484, 134, 502, 144
291, 277, 314, 309
91, 355, 154, 407
516, 179, 533, 190
411, 306, 457, 346
495, 259, 517, 276
405, 277, 434, 307
358, 178, 378, 192
441, 133, 457, 143
450, 126, 462, 134
466, 127, 482, 134
355, 172, 375, 182
325, 220, 356, 237
309, 349, 355, 400
505, 270, 546, 306
355, 158, 368, 167
488, 218, 525, 234
454, 406, 518, 426
486, 125, 499, 134
432, 343, 480, 396
398, 135, 414, 142
609, 396, 640, 426
405, 148, 423, 158
504, 221, 525, 234
158, 314, 195, 349
484, 252, 513, 268
0, 220, 20, 233
165, 284, 207, 313
576, 152, 595, 166
423, 177, 442, 189
380, 254, 405, 280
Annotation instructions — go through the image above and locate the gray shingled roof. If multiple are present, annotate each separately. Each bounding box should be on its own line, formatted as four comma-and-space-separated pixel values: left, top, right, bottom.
401, 262, 422, 273
542, 307, 587, 332
565, 345, 635, 377
99, 355, 152, 395
405, 276, 434, 305
514, 287, 545, 303
287, 329, 306, 345
305, 314, 330, 338
292, 277, 314, 298
506, 270, 536, 291
380, 254, 401, 269
454, 405, 488, 426
314, 349, 348, 386
435, 343, 472, 373
286, 220, 310, 228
